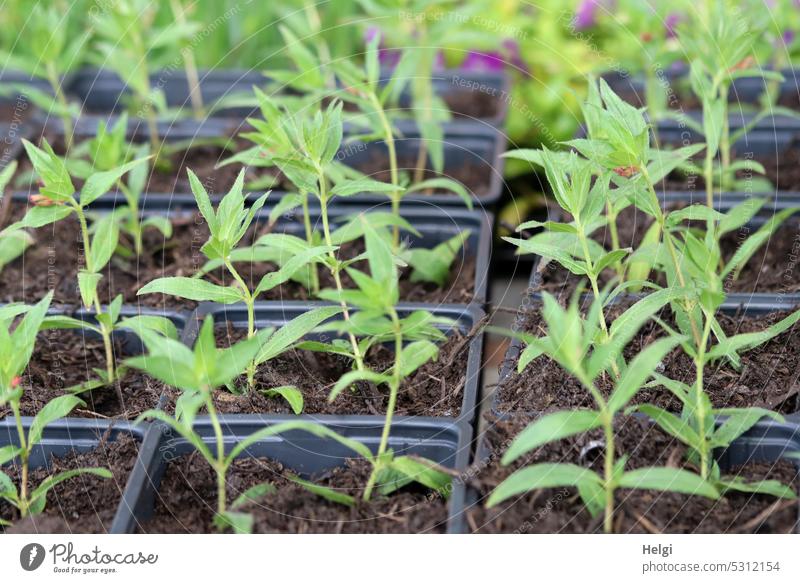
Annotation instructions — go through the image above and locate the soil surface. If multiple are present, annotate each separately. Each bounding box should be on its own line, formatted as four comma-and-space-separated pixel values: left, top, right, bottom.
163, 322, 475, 417
0, 432, 140, 534
466, 416, 799, 533
139, 454, 449, 533
0, 329, 165, 420
536, 205, 800, 296
444, 89, 501, 121
0, 204, 476, 307
496, 302, 800, 414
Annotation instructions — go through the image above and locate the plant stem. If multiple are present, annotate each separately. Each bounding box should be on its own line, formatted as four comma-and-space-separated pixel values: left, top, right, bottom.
300, 191, 319, 295
45, 62, 73, 150
602, 416, 616, 534
169, 0, 205, 120
576, 222, 620, 379
317, 170, 365, 372
370, 94, 401, 247
605, 203, 623, 279
694, 312, 713, 480
118, 182, 143, 255
73, 202, 119, 391
640, 168, 704, 347
363, 307, 403, 501
225, 259, 256, 388
11, 402, 29, 517
206, 396, 227, 517
577, 373, 616, 534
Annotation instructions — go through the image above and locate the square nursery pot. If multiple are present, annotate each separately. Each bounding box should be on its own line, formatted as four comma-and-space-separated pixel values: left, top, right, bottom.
491, 293, 800, 421
0, 418, 148, 533
527, 190, 800, 305
460, 412, 800, 533
113, 415, 472, 533
180, 302, 485, 427
22, 113, 505, 209
66, 67, 510, 128
0, 305, 188, 421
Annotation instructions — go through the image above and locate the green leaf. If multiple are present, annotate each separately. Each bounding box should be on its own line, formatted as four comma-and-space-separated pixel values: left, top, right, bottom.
619, 467, 719, 499
187, 169, 217, 232
634, 404, 703, 449
231, 482, 277, 510
330, 177, 400, 198
706, 308, 800, 363
379, 456, 452, 497
255, 306, 341, 364
286, 474, 355, 506
719, 198, 767, 235
28, 467, 112, 514
487, 463, 602, 507
712, 408, 779, 448
723, 207, 800, 279
502, 410, 602, 465
224, 420, 373, 466
138, 277, 245, 304
719, 477, 797, 499
398, 340, 439, 376
214, 511, 254, 534
28, 394, 84, 446
4, 205, 73, 232
80, 157, 150, 206
408, 231, 470, 287
77, 271, 102, 309
118, 315, 179, 340
89, 214, 119, 272
0, 230, 34, 269
503, 237, 587, 275
329, 370, 390, 401
407, 178, 472, 209
262, 386, 304, 414
607, 336, 684, 414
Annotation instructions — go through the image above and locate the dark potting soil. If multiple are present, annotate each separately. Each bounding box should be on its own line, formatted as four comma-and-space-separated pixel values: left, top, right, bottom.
0, 205, 476, 307
536, 205, 800, 296
164, 323, 474, 417
0, 432, 139, 534
139, 454, 449, 533
14, 134, 490, 199
496, 302, 800, 414
444, 88, 502, 121
0, 329, 165, 420
465, 415, 799, 534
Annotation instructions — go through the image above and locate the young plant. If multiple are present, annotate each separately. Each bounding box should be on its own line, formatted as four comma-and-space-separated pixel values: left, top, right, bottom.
129, 318, 448, 532
0, 293, 112, 525
137, 169, 336, 404
487, 291, 718, 534
672, 2, 800, 202
0, 5, 88, 148
1, 139, 174, 401
310, 219, 454, 500
70, 114, 171, 257
90, 0, 200, 152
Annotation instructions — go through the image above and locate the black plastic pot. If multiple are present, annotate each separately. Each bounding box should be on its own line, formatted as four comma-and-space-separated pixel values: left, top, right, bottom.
182, 302, 485, 427
113, 415, 471, 533
494, 291, 800, 417
67, 68, 510, 128
0, 71, 52, 114
0, 418, 148, 534
461, 412, 800, 533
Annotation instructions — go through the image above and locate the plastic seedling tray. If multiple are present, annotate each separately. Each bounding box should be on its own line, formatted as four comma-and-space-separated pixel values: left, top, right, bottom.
181, 302, 485, 427
0, 418, 148, 534
114, 415, 472, 533
66, 68, 510, 128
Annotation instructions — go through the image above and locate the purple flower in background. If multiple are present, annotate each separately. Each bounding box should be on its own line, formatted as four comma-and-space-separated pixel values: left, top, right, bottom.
363, 27, 401, 67
574, 0, 602, 30
462, 50, 505, 72
784, 30, 796, 45
665, 13, 681, 39
460, 39, 528, 73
